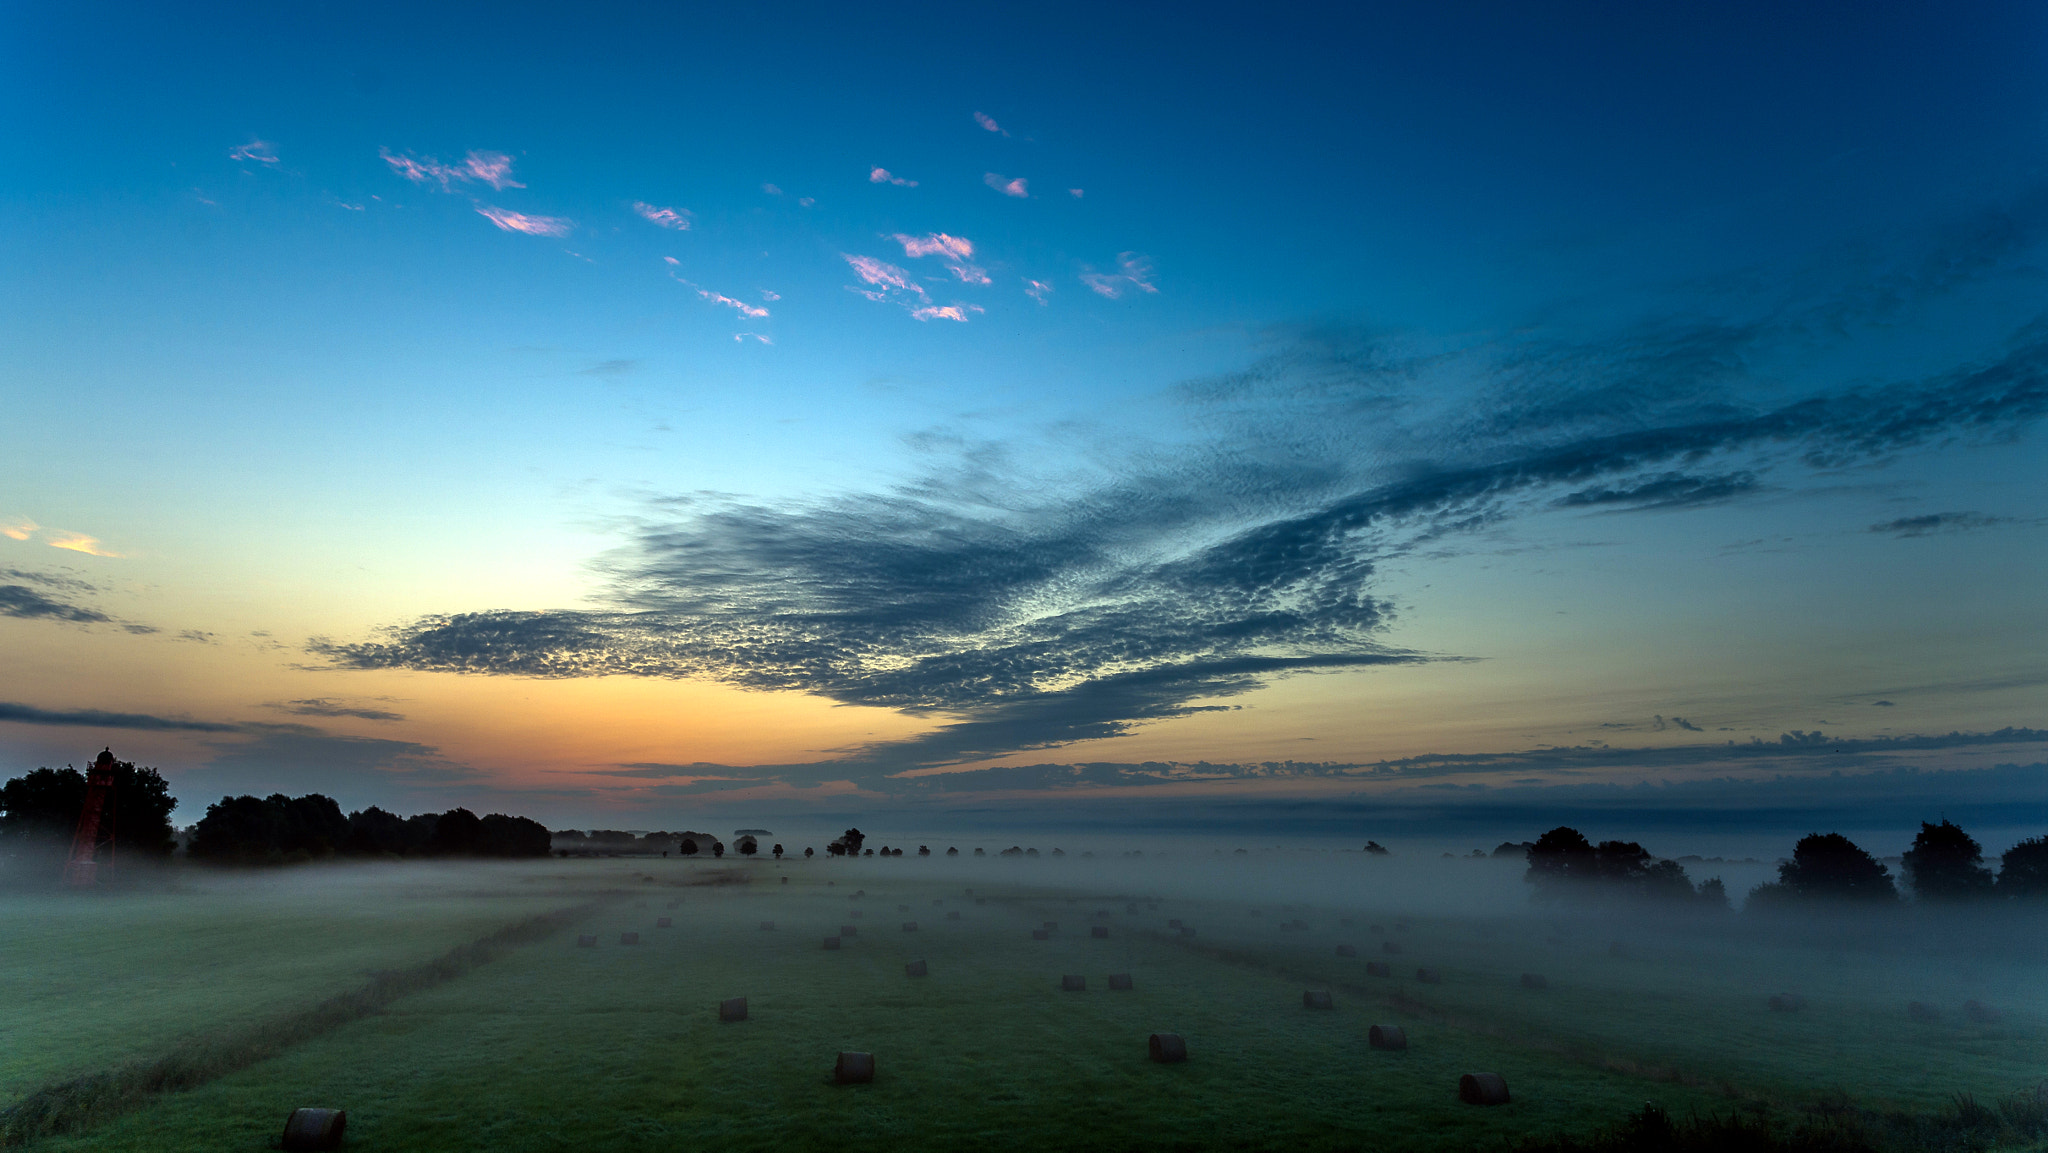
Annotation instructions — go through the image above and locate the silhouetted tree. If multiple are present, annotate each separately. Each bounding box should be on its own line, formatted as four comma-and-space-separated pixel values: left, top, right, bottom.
0, 759, 179, 863
836, 827, 866, 855
736, 835, 758, 856
1363, 841, 1389, 855
918, 845, 930, 856
1902, 820, 1994, 901
1997, 837, 2048, 898
1525, 827, 1704, 904
772, 843, 783, 859
803, 846, 814, 858
712, 840, 725, 858
679, 837, 699, 856
428, 807, 483, 856
345, 806, 409, 856
946, 846, 959, 856
477, 813, 551, 857
1773, 832, 1898, 902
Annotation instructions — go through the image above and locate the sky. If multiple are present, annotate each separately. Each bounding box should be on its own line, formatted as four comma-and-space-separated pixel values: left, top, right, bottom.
3, 0, 2046, 851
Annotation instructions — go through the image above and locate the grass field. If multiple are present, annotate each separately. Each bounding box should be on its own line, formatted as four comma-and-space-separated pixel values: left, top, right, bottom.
3, 856, 2043, 1152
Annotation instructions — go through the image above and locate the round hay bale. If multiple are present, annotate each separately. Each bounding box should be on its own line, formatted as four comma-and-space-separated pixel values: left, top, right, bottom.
1149, 1032, 1187, 1063
1368, 1025, 1406, 1051
759, 920, 776, 931
905, 959, 928, 978
1303, 990, 1334, 1010
619, 932, 640, 946
1964, 999, 2001, 1024
719, 997, 748, 1022
839, 924, 858, 937
1091, 926, 1110, 939
1382, 941, 1403, 954
1062, 974, 1087, 991
823, 936, 842, 950
1167, 918, 1184, 929
1177, 926, 1196, 938
1366, 962, 1391, 978
1767, 993, 1806, 1012
1908, 1001, 1942, 1022
946, 911, 962, 920
1520, 973, 1547, 990
1459, 1072, 1510, 1105
835, 1051, 876, 1084
1032, 928, 1050, 940
781, 876, 789, 884
576, 934, 597, 948
656, 917, 673, 928
1336, 944, 1357, 958
280, 1108, 346, 1152
1416, 967, 1442, 984
1108, 973, 1134, 990
902, 921, 918, 932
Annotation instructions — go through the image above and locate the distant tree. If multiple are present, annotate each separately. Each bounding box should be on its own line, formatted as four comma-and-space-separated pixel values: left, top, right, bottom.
772, 843, 784, 859
1524, 827, 1597, 897
1775, 832, 1898, 902
918, 845, 930, 856
477, 813, 551, 857
1363, 841, 1389, 855
1997, 837, 2048, 898
712, 840, 725, 858
839, 828, 866, 855
1492, 841, 1534, 859
803, 846, 814, 858
428, 808, 484, 857
1695, 876, 1730, 911
345, 806, 408, 856
862, 848, 873, 857
1525, 827, 1702, 904
1902, 820, 1994, 901
679, 837, 699, 856
0, 759, 179, 863
973, 847, 985, 856
946, 846, 959, 856
736, 835, 758, 856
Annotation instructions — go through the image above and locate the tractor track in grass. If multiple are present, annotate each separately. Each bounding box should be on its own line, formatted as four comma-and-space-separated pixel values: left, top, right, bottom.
0, 898, 607, 1147
1134, 927, 1757, 1104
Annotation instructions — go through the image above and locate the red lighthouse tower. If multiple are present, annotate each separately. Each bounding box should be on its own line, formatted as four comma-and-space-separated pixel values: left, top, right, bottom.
64, 747, 119, 887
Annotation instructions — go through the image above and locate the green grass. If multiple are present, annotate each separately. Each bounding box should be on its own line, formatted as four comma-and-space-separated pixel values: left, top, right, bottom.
5, 861, 2043, 1152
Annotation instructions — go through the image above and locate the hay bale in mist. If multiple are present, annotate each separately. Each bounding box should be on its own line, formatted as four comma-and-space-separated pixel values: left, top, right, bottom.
1149, 1033, 1187, 1063
1168, 918, 1184, 929
1965, 1000, 2002, 1024
279, 1107, 347, 1152
657, 917, 673, 928
760, 920, 776, 931
781, 876, 789, 884
1178, 927, 1197, 938
1368, 1025, 1407, 1051
835, 1052, 876, 1084
1382, 941, 1403, 955
947, 911, 962, 920
902, 921, 918, 932
1109, 973, 1134, 990
1033, 929, 1050, 940
1415, 968, 1442, 984
1092, 926, 1110, 939
1909, 1001, 1942, 1022
1459, 1073, 1510, 1105
905, 959, 928, 978
1520, 973, 1547, 990
1767, 993, 1805, 1012
839, 925, 858, 937
1366, 962, 1391, 978
720, 997, 748, 1022
576, 935, 597, 948
1062, 974, 1087, 992
620, 932, 640, 946
1303, 990, 1334, 1010
1336, 945, 1357, 958
854, 889, 866, 898
824, 936, 842, 950
1608, 941, 1625, 958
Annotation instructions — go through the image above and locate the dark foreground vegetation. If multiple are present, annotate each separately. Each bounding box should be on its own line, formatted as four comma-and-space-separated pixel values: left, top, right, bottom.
1513, 1091, 2048, 1153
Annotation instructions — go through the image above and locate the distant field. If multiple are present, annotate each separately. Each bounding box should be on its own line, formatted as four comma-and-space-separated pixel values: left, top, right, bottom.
5, 857, 2043, 1152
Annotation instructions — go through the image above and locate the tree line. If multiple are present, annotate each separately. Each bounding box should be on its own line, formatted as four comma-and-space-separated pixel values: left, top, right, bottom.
1522, 821, 2048, 908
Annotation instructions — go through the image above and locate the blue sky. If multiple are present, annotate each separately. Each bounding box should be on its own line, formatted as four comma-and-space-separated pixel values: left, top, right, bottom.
2, 0, 2045, 847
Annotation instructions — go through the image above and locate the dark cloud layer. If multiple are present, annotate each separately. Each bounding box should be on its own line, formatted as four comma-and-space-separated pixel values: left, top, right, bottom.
273, 698, 407, 723
0, 701, 242, 733
1868, 511, 2015, 536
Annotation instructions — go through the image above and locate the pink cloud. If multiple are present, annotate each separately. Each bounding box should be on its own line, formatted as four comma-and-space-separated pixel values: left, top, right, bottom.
734, 333, 773, 344
910, 304, 983, 323
1080, 252, 1159, 299
984, 173, 1029, 198
632, 201, 692, 229
1069, 188, 1084, 198
888, 232, 990, 285
475, 205, 574, 237
762, 183, 783, 195
381, 147, 525, 192
461, 151, 523, 190
761, 290, 781, 301
842, 254, 927, 297
698, 288, 769, 318
230, 140, 279, 166
869, 167, 918, 187
799, 197, 815, 207
1024, 278, 1053, 304
974, 112, 1006, 135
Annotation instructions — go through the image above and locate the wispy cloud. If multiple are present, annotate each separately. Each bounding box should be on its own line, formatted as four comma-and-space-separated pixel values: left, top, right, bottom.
734, 333, 773, 345
0, 701, 242, 733
984, 173, 1029, 198
273, 698, 407, 723
910, 304, 983, 323
761, 183, 782, 196
1069, 188, 1084, 199
1869, 511, 2014, 536
1, 582, 111, 625
1024, 279, 1053, 304
889, 232, 990, 284
475, 205, 574, 237
229, 140, 279, 166
1080, 252, 1158, 298
843, 254, 927, 297
869, 167, 918, 187
380, 148, 526, 191
664, 262, 771, 318
45, 531, 122, 558
2, 517, 37, 541
974, 112, 1007, 136
632, 201, 692, 229
761, 290, 781, 302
